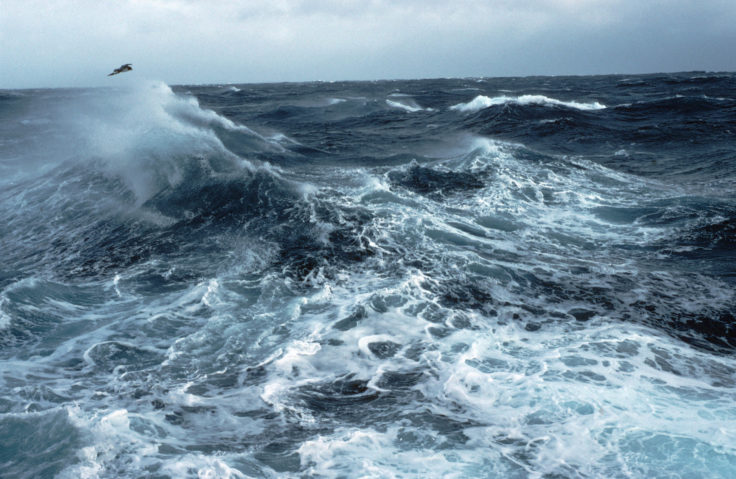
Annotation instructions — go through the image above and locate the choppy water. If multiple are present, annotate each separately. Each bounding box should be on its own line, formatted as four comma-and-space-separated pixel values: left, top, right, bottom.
1, 72, 735, 478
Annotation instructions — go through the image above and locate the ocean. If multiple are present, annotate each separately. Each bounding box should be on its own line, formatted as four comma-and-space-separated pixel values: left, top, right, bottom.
1, 72, 735, 478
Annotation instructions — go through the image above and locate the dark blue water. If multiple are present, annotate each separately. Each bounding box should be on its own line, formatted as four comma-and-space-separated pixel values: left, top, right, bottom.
1, 73, 735, 478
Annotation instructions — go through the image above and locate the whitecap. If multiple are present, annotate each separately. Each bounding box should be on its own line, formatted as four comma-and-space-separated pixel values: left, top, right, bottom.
386, 99, 426, 113
450, 94, 606, 112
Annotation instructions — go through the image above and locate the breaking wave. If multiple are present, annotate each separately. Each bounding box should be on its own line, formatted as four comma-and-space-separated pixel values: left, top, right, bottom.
451, 94, 607, 112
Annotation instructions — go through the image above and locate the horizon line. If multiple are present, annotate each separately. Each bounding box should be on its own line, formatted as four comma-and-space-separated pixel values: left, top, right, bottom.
2, 69, 733, 92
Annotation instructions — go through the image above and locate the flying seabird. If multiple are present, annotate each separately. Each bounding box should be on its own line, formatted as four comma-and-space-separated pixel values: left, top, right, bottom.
108, 64, 132, 76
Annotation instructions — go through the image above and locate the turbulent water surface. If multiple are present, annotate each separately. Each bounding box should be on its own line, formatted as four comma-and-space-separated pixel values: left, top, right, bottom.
1, 73, 736, 478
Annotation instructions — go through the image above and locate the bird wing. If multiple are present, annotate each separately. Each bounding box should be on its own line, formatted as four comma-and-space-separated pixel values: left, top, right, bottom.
107, 64, 131, 76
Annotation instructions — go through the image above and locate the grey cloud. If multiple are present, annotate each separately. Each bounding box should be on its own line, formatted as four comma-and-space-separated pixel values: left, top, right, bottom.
1, 0, 734, 88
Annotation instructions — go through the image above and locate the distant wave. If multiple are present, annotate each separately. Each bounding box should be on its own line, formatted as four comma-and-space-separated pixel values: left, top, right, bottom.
386, 99, 427, 113
450, 94, 606, 112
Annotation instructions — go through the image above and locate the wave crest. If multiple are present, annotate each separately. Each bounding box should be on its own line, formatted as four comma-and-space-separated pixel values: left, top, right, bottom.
385, 99, 426, 113
450, 94, 606, 113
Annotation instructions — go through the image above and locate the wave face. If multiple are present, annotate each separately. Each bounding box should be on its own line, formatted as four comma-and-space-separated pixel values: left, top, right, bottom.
1, 72, 736, 478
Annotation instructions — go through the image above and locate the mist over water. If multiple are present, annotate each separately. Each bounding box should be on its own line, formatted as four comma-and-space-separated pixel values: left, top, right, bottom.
1, 73, 736, 478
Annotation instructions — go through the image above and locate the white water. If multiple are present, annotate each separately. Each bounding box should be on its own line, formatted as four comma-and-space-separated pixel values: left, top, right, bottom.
451, 94, 606, 112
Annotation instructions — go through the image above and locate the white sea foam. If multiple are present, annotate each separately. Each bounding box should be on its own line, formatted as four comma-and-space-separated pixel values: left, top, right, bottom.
0, 295, 10, 330
160, 455, 249, 479
426, 322, 736, 476
246, 245, 736, 476
60, 408, 157, 478
450, 94, 606, 112
298, 428, 480, 478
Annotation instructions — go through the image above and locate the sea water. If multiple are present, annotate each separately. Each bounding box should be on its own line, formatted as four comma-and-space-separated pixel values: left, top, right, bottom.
1, 73, 735, 477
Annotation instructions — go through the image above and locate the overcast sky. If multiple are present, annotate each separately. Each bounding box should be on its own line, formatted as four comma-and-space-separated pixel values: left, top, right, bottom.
2, 0, 735, 88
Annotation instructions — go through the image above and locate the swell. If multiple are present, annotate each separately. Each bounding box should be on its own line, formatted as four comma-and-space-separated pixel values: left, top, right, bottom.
447, 94, 735, 180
